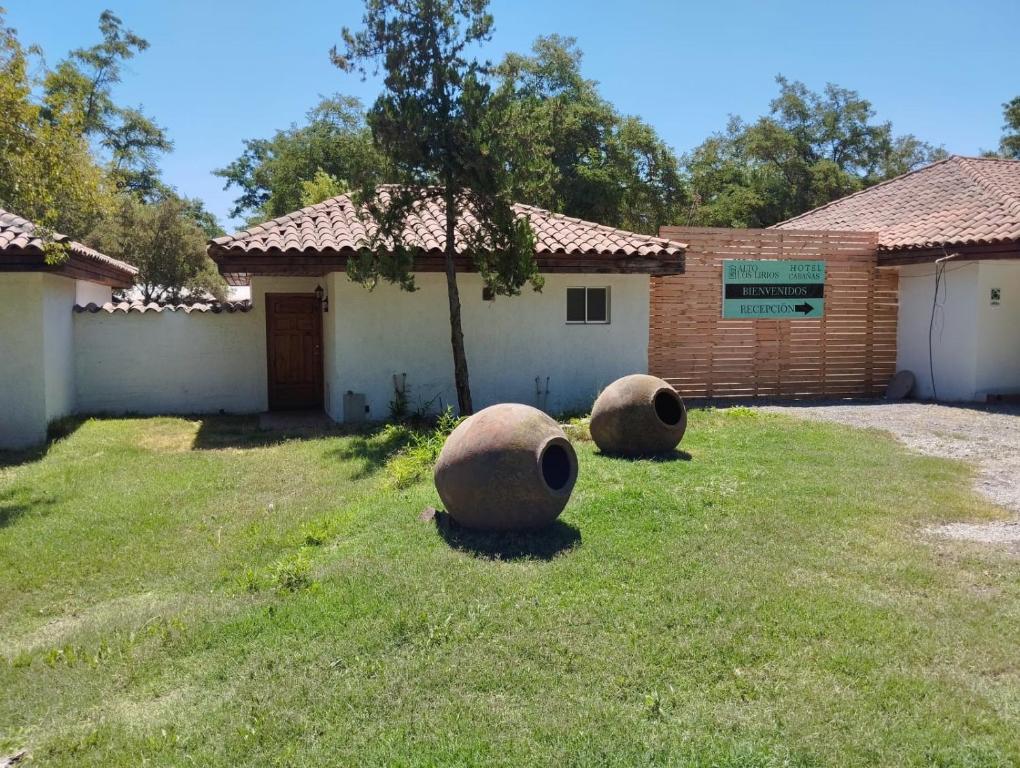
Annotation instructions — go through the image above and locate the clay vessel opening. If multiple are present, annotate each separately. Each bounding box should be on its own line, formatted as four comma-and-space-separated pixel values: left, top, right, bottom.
654, 390, 684, 426
541, 443, 573, 491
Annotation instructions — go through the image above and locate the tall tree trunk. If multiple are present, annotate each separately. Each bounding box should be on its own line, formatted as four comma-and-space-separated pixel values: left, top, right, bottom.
444, 189, 473, 415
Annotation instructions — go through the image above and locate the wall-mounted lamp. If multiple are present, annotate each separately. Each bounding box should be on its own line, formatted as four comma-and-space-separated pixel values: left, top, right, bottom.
314, 284, 329, 313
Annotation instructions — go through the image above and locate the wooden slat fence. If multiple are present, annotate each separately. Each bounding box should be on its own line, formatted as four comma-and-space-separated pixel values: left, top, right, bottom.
650, 227, 897, 399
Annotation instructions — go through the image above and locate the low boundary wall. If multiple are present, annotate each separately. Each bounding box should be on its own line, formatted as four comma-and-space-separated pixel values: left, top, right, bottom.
73, 305, 265, 414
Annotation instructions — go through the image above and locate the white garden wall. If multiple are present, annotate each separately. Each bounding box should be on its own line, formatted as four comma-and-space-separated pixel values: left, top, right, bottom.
323, 271, 650, 419
74, 309, 265, 415
73, 276, 335, 417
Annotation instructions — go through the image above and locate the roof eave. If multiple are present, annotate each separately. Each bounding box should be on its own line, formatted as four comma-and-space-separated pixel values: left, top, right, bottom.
0, 248, 137, 288
208, 243, 684, 279
878, 239, 1020, 265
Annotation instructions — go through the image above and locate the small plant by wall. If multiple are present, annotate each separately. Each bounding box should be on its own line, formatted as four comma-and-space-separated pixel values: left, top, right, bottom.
385, 406, 462, 488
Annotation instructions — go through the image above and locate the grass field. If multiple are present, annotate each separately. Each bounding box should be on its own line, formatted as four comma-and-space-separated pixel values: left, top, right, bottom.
1, 409, 1018, 767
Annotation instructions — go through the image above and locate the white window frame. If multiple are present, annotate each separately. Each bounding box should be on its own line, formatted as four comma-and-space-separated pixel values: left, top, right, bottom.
566, 286, 611, 325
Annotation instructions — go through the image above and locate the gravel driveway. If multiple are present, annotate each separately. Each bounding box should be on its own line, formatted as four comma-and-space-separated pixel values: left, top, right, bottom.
758, 401, 1020, 546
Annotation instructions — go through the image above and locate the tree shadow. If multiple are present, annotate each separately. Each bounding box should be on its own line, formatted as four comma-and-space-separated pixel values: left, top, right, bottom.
192, 415, 369, 451
324, 426, 412, 479
0, 488, 57, 528
433, 510, 581, 561
595, 449, 693, 462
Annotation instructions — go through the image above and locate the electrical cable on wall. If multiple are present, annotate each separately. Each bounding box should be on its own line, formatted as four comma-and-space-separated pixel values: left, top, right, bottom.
928, 249, 957, 401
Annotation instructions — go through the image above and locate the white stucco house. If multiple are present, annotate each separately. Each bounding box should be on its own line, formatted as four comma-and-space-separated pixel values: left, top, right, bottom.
775, 156, 1020, 402
0, 210, 137, 449
0, 195, 686, 449
8, 156, 1012, 452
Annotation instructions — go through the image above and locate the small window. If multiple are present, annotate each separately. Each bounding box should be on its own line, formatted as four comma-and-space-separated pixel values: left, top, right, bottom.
566, 287, 610, 324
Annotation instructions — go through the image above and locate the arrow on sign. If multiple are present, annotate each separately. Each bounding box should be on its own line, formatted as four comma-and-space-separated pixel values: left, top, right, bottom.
795, 302, 814, 315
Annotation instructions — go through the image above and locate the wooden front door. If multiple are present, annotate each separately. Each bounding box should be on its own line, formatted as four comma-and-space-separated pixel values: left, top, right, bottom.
266, 293, 323, 410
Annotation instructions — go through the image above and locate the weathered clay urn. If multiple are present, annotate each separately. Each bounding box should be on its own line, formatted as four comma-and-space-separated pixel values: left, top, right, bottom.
590, 374, 687, 456
434, 403, 578, 531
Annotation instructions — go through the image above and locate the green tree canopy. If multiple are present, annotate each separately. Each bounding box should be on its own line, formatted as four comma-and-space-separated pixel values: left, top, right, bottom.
1000, 96, 1020, 159
86, 195, 227, 303
0, 12, 114, 244
334, 0, 539, 415
299, 170, 349, 207
223, 36, 687, 237
42, 10, 172, 199
215, 95, 390, 223
0, 10, 225, 299
685, 76, 946, 227
494, 35, 688, 235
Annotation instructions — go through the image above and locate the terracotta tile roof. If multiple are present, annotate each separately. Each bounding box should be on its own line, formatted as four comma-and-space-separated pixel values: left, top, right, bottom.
0, 208, 138, 276
210, 188, 686, 261
74, 300, 253, 314
772, 156, 1020, 252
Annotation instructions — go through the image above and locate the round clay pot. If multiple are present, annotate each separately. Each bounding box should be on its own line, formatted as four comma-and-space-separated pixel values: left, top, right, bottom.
434, 403, 578, 531
590, 374, 687, 456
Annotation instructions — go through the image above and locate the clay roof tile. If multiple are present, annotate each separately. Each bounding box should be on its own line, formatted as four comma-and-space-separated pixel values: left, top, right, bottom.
773, 156, 1020, 252
73, 300, 253, 314
0, 207, 138, 277
209, 188, 686, 266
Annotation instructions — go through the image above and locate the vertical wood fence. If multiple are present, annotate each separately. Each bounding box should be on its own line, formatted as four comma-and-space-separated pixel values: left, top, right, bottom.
650, 227, 897, 399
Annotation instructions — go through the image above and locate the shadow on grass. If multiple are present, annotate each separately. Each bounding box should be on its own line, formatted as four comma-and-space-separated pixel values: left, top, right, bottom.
192, 415, 283, 450
0, 416, 84, 470
324, 427, 411, 479
0, 488, 58, 528
433, 510, 581, 561
192, 415, 369, 451
1, 412, 394, 465
0, 444, 50, 471
595, 449, 693, 463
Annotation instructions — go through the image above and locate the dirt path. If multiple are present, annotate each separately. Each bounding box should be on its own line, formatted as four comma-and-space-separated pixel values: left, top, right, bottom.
759, 401, 1020, 546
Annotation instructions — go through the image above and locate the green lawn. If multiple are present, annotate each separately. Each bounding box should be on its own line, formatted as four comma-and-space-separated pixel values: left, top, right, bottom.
1, 410, 1018, 767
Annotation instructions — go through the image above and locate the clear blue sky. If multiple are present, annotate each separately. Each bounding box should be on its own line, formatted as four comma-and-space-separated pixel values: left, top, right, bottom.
9, 0, 1019, 231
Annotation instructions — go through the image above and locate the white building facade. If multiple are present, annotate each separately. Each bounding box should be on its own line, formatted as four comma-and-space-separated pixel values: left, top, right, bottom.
1, 198, 684, 449
0, 211, 133, 449
896, 260, 1020, 401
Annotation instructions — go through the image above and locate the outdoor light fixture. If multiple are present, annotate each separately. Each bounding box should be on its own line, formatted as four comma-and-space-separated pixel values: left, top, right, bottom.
314, 284, 328, 312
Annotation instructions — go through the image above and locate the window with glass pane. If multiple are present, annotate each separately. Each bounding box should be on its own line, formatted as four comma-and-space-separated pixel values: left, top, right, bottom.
566, 287, 587, 322
586, 288, 608, 322
566, 286, 610, 324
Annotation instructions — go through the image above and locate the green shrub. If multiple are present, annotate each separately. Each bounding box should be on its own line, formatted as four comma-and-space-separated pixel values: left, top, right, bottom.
562, 415, 592, 442
385, 406, 462, 488
269, 550, 313, 592
301, 520, 332, 546
238, 566, 262, 593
